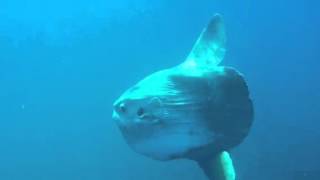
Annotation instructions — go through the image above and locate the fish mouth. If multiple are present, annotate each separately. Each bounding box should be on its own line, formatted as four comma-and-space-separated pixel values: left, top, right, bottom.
112, 111, 130, 132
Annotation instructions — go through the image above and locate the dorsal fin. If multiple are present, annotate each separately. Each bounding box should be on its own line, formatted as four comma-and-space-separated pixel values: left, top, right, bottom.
183, 14, 226, 69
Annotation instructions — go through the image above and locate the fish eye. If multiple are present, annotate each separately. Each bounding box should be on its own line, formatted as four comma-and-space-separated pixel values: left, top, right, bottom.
137, 108, 145, 118
119, 103, 126, 113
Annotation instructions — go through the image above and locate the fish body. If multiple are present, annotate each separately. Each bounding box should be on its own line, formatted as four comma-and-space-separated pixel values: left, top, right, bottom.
112, 14, 254, 180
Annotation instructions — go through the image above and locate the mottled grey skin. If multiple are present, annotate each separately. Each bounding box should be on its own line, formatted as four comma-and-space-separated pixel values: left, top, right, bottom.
113, 65, 253, 161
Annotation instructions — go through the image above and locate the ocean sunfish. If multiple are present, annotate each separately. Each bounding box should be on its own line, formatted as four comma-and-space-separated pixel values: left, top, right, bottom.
112, 14, 254, 180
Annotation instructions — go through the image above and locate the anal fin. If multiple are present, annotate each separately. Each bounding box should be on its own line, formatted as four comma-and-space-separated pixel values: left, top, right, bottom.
198, 151, 236, 180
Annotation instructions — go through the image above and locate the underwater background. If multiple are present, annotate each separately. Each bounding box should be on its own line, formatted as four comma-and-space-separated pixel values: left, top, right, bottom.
0, 0, 319, 179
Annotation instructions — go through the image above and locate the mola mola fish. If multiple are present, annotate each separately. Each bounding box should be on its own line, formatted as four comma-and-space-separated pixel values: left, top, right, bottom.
112, 14, 254, 180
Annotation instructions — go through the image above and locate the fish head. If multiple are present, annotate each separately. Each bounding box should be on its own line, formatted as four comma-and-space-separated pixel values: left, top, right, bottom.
112, 68, 217, 160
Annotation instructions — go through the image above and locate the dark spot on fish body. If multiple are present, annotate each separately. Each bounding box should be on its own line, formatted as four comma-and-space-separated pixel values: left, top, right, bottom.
169, 73, 209, 95
204, 67, 254, 150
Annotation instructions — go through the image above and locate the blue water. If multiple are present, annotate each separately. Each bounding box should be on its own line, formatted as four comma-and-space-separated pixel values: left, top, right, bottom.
0, 0, 319, 179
